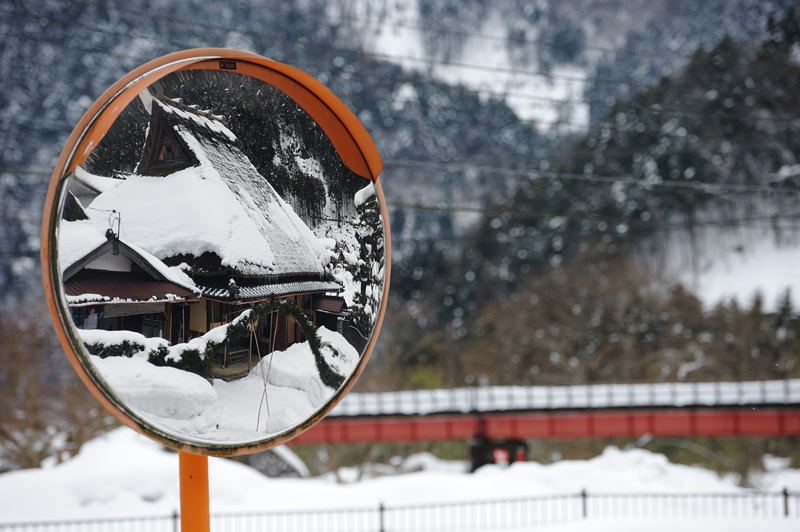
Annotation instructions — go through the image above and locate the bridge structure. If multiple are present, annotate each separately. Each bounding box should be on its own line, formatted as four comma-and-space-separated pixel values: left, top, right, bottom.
293, 379, 800, 446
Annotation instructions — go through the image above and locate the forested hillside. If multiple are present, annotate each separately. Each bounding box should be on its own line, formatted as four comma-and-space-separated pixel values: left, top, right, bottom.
375, 9, 800, 390
2, 1, 799, 473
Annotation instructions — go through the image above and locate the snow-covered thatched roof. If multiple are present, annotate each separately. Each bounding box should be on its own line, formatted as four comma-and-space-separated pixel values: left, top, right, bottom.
84, 91, 336, 290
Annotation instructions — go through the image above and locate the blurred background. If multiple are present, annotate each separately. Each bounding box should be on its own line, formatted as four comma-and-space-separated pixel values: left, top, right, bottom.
2, 0, 800, 528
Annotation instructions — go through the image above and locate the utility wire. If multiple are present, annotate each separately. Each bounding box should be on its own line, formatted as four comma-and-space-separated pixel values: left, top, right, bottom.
3, 211, 799, 258
3, 19, 799, 125
4, 160, 800, 197
0, 114, 756, 145
5, 3, 800, 123
290, 1, 691, 59
382, 158, 800, 195
0, 5, 709, 91
239, 0, 695, 61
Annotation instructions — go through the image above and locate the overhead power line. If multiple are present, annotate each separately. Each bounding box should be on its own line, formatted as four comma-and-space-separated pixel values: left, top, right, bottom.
0, 5, 678, 90
3, 210, 799, 259
294, 2, 694, 61
4, 159, 800, 197
382, 158, 800, 196
5, 8, 800, 125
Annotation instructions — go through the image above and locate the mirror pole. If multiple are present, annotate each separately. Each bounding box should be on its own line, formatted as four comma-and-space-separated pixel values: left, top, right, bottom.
179, 452, 210, 532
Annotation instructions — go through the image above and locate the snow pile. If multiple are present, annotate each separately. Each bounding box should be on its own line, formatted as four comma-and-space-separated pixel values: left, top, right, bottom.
752, 455, 800, 492
330, 447, 742, 494
91, 355, 217, 420
254, 326, 359, 407
1, 428, 799, 525
317, 326, 359, 377
77, 310, 251, 364
84, 325, 357, 442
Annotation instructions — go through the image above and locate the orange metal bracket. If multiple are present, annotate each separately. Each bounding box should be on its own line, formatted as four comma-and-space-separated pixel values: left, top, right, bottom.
179, 452, 210, 532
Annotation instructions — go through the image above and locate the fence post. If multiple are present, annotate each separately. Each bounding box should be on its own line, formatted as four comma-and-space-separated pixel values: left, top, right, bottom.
784, 487, 790, 517
379, 502, 386, 532
172, 510, 179, 532
581, 489, 588, 519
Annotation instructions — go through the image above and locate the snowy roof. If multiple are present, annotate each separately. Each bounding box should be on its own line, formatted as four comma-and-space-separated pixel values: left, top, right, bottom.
84, 92, 332, 287
58, 219, 199, 293
200, 279, 342, 301
72, 165, 125, 196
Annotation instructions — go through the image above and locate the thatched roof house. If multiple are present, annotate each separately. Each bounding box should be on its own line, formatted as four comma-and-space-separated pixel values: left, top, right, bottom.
82, 88, 341, 302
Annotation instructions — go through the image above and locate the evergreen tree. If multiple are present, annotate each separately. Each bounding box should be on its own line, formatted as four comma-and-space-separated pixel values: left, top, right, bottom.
351, 186, 385, 338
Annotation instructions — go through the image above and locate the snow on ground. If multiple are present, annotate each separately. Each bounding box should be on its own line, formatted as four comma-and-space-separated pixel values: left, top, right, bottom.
666, 223, 800, 310
86, 326, 358, 444
0, 428, 798, 529
91, 355, 217, 420
534, 519, 798, 532
752, 455, 800, 492
688, 238, 800, 310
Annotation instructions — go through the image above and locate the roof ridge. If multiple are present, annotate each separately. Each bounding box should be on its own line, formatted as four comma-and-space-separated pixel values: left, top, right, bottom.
154, 92, 228, 124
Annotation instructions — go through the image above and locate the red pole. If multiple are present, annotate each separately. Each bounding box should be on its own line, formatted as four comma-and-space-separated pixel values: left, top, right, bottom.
179, 452, 210, 532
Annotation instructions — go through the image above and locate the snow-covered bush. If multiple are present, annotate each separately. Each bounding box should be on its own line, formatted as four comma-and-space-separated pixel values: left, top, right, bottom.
77, 302, 346, 389
77, 314, 253, 380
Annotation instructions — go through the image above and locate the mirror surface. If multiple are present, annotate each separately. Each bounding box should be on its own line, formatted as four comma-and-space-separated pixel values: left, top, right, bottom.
55, 68, 386, 446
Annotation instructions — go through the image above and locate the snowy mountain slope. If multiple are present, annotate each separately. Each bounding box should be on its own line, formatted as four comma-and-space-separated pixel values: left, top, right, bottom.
1, 1, 793, 298
662, 223, 800, 310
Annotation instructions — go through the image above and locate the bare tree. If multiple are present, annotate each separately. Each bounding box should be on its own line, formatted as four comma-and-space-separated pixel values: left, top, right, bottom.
0, 300, 117, 471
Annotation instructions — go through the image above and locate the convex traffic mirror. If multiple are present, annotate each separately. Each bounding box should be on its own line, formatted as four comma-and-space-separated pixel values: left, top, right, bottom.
41, 49, 389, 455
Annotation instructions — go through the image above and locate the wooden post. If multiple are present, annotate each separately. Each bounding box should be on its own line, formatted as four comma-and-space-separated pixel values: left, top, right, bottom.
179, 452, 210, 532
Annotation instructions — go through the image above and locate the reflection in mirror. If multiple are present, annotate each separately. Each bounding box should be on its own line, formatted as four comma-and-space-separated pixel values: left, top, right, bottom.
57, 70, 385, 444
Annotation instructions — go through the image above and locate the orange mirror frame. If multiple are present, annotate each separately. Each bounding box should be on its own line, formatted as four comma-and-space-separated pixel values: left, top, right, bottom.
40, 48, 390, 456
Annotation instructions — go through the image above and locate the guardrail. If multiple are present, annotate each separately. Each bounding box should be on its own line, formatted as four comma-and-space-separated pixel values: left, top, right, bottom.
330, 379, 800, 417
1, 488, 796, 531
